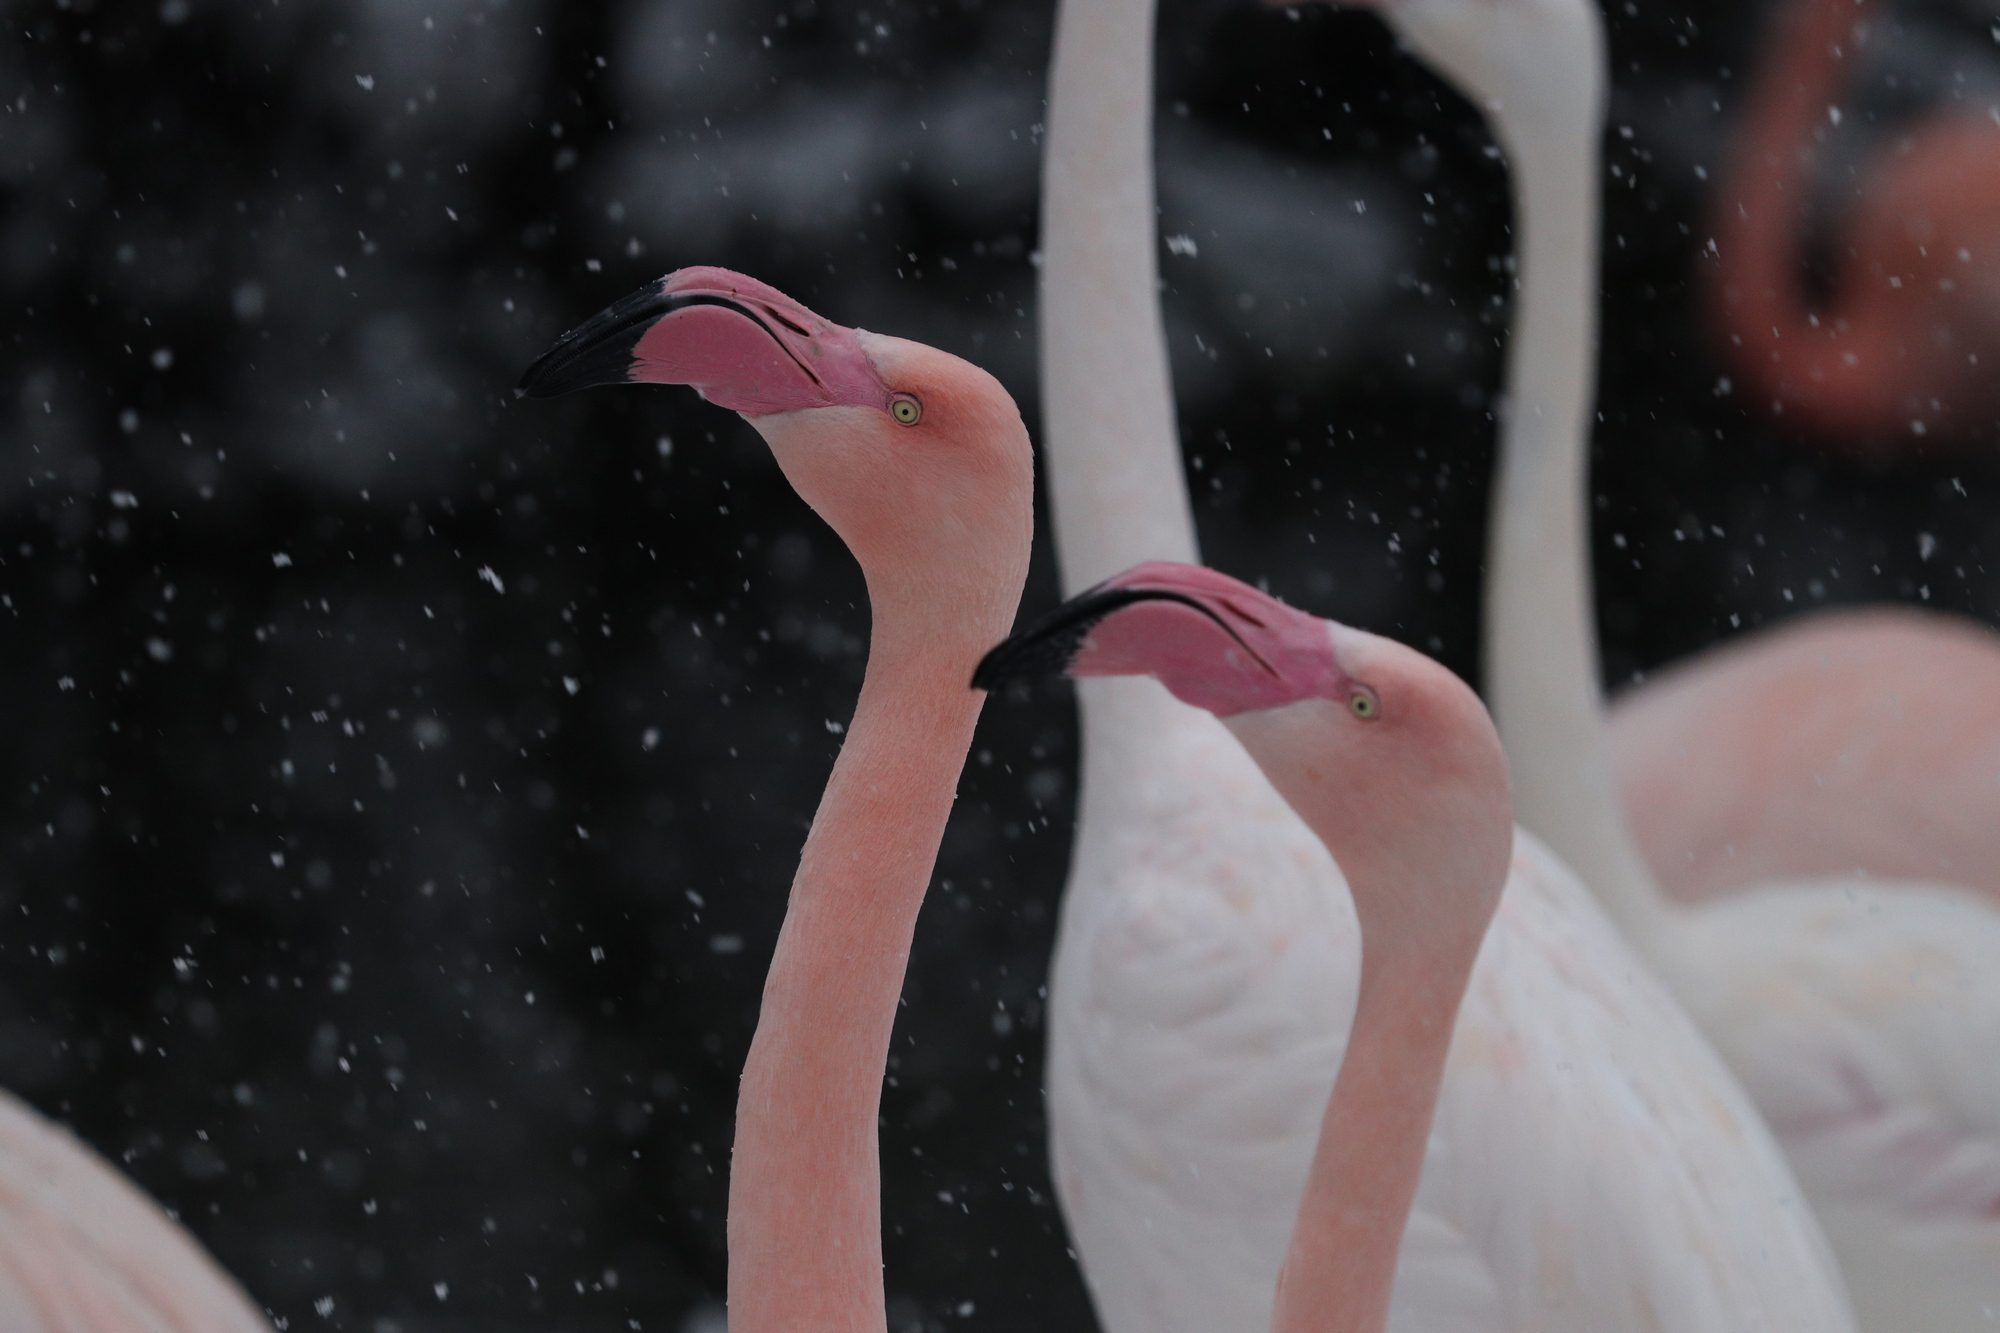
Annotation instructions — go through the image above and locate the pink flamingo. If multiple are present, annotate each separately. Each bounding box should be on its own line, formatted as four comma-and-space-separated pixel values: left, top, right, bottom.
1606, 0, 2000, 906
1709, 0, 2000, 446
518, 267, 1034, 1331
977, 562, 1510, 1333
0, 1088, 268, 1330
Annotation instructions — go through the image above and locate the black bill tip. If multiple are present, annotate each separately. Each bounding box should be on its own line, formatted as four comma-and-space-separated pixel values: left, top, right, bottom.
972, 583, 1220, 692
517, 279, 673, 399
972, 620, 1087, 692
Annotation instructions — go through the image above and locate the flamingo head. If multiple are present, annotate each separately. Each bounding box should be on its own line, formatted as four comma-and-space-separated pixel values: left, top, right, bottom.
976, 561, 1512, 920
519, 267, 1032, 611
1267, 0, 1605, 141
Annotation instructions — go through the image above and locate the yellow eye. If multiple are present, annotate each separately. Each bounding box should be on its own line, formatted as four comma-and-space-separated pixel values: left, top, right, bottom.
1349, 687, 1380, 720
890, 395, 922, 426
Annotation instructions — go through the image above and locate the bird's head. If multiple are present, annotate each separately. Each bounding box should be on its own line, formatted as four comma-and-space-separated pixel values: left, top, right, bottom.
976, 561, 1512, 926
519, 267, 1032, 616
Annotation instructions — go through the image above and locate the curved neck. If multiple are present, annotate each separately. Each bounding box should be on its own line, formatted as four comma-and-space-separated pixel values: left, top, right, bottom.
1267, 809, 1496, 1333
1040, 0, 1209, 778
1711, 0, 1899, 423
1270, 946, 1474, 1333
724, 583, 1010, 1332
1482, 111, 1679, 951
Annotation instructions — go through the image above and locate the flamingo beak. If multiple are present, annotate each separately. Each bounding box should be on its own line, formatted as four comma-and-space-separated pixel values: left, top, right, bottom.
973, 578, 1267, 692
976, 562, 1344, 718
972, 581, 1150, 690
516, 266, 891, 417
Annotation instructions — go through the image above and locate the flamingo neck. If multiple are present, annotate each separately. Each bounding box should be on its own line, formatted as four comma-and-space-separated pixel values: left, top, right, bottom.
1268, 825, 1492, 1333
724, 584, 1007, 1333
1040, 0, 1211, 783
1712, 0, 1902, 426
1482, 110, 1680, 953
1040, 0, 1193, 590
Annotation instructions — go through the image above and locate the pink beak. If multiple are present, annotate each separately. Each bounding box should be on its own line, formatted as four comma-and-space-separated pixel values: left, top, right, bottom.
517, 266, 891, 417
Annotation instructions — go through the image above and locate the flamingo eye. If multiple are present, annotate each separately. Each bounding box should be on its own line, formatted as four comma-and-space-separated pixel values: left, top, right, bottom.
890, 394, 922, 426
1349, 686, 1380, 721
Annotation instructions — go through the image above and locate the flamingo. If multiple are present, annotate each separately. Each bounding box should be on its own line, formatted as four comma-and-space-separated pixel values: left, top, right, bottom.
517, 267, 1034, 1331
1330, 0, 2000, 1323
1709, 0, 2000, 447
0, 1088, 270, 1331
1598, 0, 2000, 905
985, 561, 1855, 1331
976, 561, 1514, 1333
1034, 3, 1853, 1327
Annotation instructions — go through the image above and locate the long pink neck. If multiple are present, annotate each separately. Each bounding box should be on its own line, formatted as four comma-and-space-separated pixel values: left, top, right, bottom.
1269, 921, 1477, 1333
724, 597, 998, 1332
1712, 0, 1898, 425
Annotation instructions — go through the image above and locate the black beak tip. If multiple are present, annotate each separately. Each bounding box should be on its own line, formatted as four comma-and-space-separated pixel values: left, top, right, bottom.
515, 342, 630, 400
970, 647, 1012, 693
972, 582, 1134, 693
971, 632, 1084, 694
970, 582, 1216, 696
515, 278, 675, 401
514, 367, 557, 399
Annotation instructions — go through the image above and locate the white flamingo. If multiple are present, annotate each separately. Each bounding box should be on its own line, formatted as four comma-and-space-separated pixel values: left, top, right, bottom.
1035, 0, 1852, 1327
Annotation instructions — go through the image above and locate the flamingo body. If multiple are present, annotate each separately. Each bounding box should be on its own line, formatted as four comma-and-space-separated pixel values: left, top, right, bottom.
1665, 880, 2000, 1331
0, 1090, 268, 1333
1610, 605, 2000, 903
1049, 788, 1856, 1331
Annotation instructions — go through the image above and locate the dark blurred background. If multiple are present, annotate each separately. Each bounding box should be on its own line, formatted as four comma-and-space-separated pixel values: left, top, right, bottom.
3, 1, 1997, 1329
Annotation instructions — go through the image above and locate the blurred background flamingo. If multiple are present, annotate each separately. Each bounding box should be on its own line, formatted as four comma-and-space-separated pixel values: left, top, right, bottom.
1609, 604, 2000, 902
1604, 0, 2000, 903
1708, 0, 2000, 448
